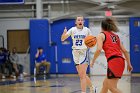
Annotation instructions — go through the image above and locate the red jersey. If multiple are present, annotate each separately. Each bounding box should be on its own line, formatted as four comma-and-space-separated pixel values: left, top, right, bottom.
102, 31, 123, 60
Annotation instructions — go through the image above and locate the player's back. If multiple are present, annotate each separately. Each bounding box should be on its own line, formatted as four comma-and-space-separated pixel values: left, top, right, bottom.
102, 31, 123, 60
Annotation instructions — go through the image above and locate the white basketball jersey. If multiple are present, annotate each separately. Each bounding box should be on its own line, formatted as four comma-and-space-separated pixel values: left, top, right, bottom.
66, 27, 92, 49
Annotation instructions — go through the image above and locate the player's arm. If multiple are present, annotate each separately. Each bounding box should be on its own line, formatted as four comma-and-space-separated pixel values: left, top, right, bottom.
61, 27, 69, 41
120, 43, 133, 72
90, 33, 104, 67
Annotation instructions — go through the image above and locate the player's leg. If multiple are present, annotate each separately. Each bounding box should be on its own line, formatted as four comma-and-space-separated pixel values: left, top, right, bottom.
107, 78, 122, 93
73, 50, 88, 93
106, 57, 125, 93
86, 72, 97, 93
76, 64, 88, 93
100, 78, 109, 93
86, 75, 93, 87
80, 49, 97, 92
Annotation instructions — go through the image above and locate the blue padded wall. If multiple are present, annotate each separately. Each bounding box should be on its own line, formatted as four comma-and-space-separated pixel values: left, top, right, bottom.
130, 17, 140, 73
30, 19, 50, 74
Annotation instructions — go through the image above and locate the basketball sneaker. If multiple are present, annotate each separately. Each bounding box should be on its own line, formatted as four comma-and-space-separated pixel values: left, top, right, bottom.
90, 85, 97, 93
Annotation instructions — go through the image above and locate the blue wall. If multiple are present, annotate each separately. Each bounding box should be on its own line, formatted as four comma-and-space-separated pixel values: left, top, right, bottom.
30, 19, 50, 74
130, 17, 140, 73
0, 0, 24, 4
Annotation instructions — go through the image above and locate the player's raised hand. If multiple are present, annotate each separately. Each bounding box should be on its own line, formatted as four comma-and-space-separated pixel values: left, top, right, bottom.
63, 27, 67, 33
61, 27, 68, 41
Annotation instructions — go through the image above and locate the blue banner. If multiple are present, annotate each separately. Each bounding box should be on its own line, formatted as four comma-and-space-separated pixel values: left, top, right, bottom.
0, 0, 24, 4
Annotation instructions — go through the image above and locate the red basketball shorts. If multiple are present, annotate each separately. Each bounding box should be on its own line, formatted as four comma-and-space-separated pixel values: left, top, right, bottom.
107, 57, 125, 79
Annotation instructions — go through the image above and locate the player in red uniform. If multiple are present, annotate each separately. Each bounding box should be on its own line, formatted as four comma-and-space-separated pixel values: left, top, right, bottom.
90, 18, 133, 93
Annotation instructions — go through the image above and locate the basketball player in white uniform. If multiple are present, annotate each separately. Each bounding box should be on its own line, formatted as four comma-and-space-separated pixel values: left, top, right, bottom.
61, 16, 96, 93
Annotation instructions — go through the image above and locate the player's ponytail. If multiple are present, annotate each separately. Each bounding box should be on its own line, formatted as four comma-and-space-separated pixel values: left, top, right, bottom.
101, 17, 119, 32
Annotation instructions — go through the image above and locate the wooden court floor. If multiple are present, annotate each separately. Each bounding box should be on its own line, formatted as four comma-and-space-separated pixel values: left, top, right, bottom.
0, 75, 139, 93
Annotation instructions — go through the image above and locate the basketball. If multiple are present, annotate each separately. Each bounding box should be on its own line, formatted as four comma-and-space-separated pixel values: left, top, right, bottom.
84, 35, 97, 48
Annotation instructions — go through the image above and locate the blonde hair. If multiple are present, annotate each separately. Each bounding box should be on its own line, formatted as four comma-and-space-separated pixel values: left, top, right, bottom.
75, 16, 84, 26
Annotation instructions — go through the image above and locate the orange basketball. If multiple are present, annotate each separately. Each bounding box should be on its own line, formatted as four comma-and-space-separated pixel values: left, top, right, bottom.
84, 35, 97, 48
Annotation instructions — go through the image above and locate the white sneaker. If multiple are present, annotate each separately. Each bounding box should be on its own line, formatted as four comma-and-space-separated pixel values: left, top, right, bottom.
90, 85, 98, 93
